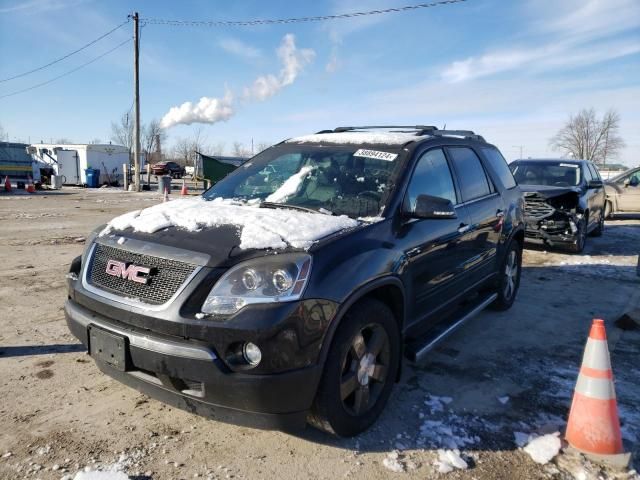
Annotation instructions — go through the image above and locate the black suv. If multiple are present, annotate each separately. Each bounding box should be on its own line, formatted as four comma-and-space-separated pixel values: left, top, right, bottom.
509, 159, 605, 252
65, 126, 524, 436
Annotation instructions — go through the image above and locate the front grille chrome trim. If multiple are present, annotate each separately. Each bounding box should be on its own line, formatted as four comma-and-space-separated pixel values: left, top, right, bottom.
81, 243, 203, 312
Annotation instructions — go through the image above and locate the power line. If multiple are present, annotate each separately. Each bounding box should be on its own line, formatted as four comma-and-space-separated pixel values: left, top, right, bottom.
0, 19, 130, 83
141, 0, 468, 27
0, 38, 132, 100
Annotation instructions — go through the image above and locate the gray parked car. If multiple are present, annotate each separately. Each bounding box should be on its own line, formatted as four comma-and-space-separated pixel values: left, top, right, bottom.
605, 167, 640, 217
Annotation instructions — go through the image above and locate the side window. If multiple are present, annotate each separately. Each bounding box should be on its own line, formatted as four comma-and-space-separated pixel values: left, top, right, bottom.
448, 147, 491, 202
406, 148, 457, 209
481, 147, 517, 189
583, 164, 594, 182
587, 163, 601, 181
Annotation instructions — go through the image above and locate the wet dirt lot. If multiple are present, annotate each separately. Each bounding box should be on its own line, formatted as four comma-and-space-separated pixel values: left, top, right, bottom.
0, 188, 638, 480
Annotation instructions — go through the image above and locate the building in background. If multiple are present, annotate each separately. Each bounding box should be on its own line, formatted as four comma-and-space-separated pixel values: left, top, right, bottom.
29, 143, 133, 186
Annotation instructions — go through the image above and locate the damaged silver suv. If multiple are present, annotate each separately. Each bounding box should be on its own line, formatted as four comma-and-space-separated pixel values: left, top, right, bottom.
510, 159, 606, 252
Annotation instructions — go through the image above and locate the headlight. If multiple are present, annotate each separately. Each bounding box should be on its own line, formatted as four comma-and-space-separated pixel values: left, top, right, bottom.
201, 253, 312, 316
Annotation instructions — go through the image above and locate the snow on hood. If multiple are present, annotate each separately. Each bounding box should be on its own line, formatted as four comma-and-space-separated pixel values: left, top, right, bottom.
100, 197, 359, 250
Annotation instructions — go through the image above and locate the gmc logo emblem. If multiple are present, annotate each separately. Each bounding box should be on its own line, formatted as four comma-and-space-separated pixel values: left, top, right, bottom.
105, 260, 151, 284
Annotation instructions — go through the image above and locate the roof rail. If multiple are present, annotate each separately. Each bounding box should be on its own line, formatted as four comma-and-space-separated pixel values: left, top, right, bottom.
331, 125, 438, 133
430, 130, 486, 142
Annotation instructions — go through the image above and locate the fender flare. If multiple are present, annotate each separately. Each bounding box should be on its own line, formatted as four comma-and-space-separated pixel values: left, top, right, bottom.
316, 276, 406, 369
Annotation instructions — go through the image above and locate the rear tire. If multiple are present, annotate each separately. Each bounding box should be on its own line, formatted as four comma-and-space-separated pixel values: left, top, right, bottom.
308, 299, 400, 437
490, 240, 522, 311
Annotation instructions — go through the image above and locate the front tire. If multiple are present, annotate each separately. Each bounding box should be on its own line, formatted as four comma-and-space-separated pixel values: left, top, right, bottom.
308, 299, 400, 437
491, 240, 522, 311
567, 215, 587, 253
590, 209, 605, 237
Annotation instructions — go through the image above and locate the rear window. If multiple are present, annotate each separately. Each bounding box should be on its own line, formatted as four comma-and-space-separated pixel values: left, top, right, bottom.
481, 147, 517, 189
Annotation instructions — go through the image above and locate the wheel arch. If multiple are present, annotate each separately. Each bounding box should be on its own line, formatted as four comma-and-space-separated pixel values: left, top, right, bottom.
317, 277, 406, 379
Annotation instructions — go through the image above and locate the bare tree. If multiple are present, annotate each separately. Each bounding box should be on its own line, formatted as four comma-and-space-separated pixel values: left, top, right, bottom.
54, 138, 73, 144
550, 108, 625, 165
0, 123, 5, 141
110, 112, 134, 158
142, 119, 166, 164
90, 138, 102, 144
209, 141, 226, 156
256, 142, 271, 154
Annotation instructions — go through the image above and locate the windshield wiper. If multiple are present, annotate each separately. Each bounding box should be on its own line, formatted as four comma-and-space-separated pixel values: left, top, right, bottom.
260, 202, 328, 215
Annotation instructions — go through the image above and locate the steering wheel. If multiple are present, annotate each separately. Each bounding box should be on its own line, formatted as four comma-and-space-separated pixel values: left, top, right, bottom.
357, 190, 382, 200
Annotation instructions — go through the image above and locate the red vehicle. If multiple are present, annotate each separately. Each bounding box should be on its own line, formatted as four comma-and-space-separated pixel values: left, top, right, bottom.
151, 161, 185, 179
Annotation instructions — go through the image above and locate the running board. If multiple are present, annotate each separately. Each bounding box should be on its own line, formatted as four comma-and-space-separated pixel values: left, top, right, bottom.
406, 293, 497, 364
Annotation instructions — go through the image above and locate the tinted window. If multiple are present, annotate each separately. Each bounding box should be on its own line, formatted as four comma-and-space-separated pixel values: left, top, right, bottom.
481, 147, 517, 189
448, 147, 491, 201
406, 148, 457, 209
587, 163, 600, 180
583, 164, 594, 181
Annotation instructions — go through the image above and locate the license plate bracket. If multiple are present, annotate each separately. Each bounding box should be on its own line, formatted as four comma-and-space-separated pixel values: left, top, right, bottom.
88, 326, 128, 372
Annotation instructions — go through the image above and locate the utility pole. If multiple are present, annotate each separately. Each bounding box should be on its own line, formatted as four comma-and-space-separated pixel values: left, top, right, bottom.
512, 145, 523, 159
132, 12, 141, 191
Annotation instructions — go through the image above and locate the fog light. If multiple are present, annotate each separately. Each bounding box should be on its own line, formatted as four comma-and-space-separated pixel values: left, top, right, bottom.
243, 342, 262, 366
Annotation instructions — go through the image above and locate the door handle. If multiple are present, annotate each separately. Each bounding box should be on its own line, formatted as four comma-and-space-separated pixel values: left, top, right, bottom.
458, 223, 472, 234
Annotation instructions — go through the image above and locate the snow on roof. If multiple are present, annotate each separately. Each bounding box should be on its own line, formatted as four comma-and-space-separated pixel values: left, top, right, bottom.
101, 197, 359, 250
285, 131, 422, 146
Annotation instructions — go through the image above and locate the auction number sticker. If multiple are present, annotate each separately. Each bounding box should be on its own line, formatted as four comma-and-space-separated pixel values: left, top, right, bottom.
353, 149, 398, 161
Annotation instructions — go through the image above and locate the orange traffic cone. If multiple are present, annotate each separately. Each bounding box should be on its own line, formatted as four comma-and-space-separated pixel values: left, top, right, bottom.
180, 179, 188, 196
4, 176, 11, 192
565, 319, 630, 467
26, 175, 35, 193
163, 186, 169, 202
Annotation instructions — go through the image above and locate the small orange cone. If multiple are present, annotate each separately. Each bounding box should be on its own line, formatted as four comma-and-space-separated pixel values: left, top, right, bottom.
26, 175, 35, 193
565, 319, 630, 467
180, 179, 188, 196
4, 176, 11, 192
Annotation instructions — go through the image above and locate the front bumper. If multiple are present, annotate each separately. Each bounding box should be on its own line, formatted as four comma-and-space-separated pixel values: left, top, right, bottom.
65, 299, 322, 431
524, 217, 579, 246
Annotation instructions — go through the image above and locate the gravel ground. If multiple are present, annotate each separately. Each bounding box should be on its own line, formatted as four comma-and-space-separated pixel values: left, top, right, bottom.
0, 188, 638, 480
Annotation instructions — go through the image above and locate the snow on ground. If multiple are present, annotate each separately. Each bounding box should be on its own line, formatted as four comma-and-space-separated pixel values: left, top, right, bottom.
523, 432, 562, 464
434, 449, 468, 473
382, 451, 405, 473
417, 395, 479, 450
72, 470, 129, 480
100, 197, 359, 250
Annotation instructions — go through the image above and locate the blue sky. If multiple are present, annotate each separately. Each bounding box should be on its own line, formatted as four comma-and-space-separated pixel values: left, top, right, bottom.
0, 0, 638, 165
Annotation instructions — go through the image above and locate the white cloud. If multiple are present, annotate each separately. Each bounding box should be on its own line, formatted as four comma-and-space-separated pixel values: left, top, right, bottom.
243, 34, 315, 101
161, 34, 315, 128
160, 91, 234, 129
218, 37, 262, 60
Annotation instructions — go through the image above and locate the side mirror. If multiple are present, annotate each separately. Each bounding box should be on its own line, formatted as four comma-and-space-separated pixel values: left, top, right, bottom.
408, 194, 457, 219
587, 179, 603, 189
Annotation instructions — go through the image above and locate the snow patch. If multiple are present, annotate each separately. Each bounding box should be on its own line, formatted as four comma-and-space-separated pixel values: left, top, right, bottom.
523, 432, 562, 464
73, 471, 129, 480
100, 197, 359, 250
434, 449, 468, 473
286, 131, 419, 146
382, 451, 404, 473
265, 166, 314, 203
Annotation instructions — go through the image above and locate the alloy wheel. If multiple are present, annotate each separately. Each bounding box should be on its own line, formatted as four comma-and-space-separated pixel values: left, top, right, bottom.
503, 249, 518, 300
340, 324, 390, 416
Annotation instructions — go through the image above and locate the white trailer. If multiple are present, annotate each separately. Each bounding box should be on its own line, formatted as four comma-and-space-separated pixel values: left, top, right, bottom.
29, 143, 132, 186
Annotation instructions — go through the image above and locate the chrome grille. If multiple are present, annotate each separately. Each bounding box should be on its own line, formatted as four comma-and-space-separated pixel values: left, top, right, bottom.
88, 243, 196, 305
524, 197, 555, 219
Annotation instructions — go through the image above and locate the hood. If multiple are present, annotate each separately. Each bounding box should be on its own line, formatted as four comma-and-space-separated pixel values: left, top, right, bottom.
98, 197, 361, 268
519, 184, 582, 198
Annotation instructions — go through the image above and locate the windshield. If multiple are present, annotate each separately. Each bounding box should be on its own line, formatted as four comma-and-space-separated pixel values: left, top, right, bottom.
510, 161, 581, 187
203, 145, 403, 218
